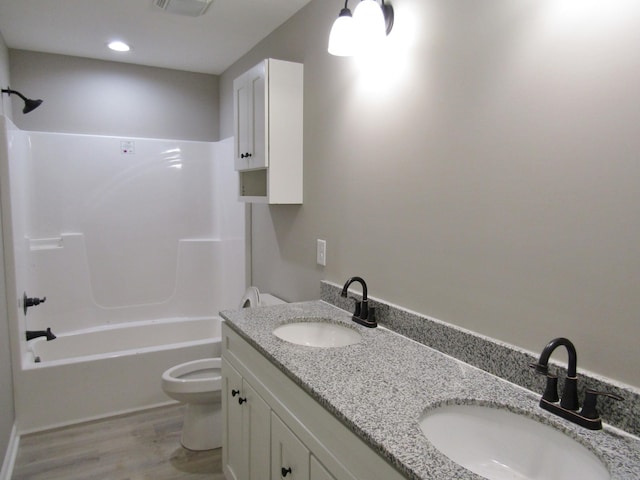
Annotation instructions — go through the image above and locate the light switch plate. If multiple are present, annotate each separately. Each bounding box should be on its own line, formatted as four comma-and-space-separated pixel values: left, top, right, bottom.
316, 239, 326, 266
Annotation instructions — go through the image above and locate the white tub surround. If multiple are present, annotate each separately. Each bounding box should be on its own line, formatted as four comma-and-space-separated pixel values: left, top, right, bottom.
0, 120, 245, 434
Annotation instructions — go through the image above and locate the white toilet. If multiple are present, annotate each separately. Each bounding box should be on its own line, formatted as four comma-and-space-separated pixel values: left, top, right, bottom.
239, 286, 285, 308
162, 287, 285, 451
161, 358, 222, 451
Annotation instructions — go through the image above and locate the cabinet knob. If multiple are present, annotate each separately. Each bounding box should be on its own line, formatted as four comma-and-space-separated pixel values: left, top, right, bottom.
281, 467, 292, 477
231, 389, 240, 397
238, 397, 247, 405
240, 152, 253, 158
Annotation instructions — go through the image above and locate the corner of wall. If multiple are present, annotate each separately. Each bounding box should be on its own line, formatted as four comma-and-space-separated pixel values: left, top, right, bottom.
0, 30, 13, 120
0, 424, 18, 480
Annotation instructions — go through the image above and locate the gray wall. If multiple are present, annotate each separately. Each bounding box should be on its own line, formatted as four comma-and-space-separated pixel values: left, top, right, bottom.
0, 29, 16, 469
0, 31, 13, 120
9, 50, 219, 141
220, 0, 640, 388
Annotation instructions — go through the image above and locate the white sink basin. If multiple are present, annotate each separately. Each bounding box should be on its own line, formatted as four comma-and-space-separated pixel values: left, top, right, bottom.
419, 404, 610, 480
273, 320, 361, 348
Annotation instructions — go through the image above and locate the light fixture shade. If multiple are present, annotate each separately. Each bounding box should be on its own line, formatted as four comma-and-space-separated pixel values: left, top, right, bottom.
353, 0, 386, 49
328, 9, 356, 56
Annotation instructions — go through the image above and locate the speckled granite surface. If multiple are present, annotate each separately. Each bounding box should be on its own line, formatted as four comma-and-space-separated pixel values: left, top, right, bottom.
220, 300, 640, 480
321, 280, 640, 436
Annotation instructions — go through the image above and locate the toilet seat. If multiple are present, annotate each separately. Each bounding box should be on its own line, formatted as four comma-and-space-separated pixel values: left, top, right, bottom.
162, 358, 221, 395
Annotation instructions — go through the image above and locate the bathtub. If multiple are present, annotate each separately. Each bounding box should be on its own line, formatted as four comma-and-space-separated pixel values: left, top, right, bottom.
16, 316, 222, 433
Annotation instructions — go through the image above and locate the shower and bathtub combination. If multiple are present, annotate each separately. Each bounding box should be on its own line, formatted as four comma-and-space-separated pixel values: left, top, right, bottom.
0, 115, 245, 433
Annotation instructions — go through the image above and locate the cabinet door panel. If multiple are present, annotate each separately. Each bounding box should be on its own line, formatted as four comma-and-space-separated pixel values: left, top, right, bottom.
252, 69, 266, 169
245, 381, 271, 479
271, 412, 310, 480
234, 79, 252, 170
310, 456, 336, 480
222, 361, 246, 480
234, 61, 267, 171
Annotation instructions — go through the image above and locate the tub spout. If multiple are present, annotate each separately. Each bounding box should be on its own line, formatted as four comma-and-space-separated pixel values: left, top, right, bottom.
26, 328, 56, 341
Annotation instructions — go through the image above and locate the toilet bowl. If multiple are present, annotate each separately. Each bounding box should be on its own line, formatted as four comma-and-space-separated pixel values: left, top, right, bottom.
161, 358, 222, 451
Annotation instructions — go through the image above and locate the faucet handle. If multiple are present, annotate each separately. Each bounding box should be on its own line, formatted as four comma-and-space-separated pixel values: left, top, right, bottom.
346, 297, 361, 317
579, 389, 624, 420
542, 374, 559, 403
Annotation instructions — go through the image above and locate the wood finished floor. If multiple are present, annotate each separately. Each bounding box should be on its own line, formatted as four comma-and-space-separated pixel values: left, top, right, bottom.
12, 404, 225, 480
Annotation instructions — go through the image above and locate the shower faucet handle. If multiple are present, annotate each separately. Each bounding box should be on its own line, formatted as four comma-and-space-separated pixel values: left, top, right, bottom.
23, 292, 47, 315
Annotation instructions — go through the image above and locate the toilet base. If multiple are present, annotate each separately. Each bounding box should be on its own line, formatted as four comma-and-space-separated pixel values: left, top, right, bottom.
181, 402, 222, 451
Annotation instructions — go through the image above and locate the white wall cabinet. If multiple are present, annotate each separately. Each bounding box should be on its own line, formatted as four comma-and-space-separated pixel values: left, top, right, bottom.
233, 58, 303, 204
221, 324, 405, 480
234, 61, 266, 172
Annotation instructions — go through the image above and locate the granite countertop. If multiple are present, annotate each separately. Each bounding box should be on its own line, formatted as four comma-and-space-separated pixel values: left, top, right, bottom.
220, 300, 640, 480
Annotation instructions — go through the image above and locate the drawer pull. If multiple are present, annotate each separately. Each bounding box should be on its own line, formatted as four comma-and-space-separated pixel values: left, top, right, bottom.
281, 467, 292, 477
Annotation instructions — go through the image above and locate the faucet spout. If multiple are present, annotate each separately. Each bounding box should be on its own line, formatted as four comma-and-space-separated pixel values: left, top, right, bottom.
341, 276, 368, 300
531, 337, 578, 377
341, 276, 376, 328
530, 337, 578, 410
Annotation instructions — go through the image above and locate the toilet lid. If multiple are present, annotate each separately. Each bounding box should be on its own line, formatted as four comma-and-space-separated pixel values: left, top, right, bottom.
240, 286, 261, 308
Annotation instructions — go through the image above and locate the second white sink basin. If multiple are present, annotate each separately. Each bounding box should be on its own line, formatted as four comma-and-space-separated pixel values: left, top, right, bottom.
419, 404, 610, 480
273, 320, 362, 348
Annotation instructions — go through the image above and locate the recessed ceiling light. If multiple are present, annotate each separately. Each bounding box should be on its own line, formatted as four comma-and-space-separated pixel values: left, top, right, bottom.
108, 41, 131, 52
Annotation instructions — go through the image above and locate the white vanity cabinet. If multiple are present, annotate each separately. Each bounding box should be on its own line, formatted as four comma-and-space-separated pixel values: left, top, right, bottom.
222, 360, 270, 480
271, 412, 337, 480
221, 324, 405, 480
232, 58, 303, 204
271, 412, 311, 480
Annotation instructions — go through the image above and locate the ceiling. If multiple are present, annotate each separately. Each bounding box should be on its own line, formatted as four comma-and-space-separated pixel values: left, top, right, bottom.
0, 0, 313, 75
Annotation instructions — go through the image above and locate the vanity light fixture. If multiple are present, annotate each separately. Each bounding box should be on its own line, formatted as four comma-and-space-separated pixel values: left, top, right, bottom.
328, 0, 394, 57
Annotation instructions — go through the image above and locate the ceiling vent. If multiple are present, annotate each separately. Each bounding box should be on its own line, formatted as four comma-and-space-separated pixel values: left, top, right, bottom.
153, 0, 214, 17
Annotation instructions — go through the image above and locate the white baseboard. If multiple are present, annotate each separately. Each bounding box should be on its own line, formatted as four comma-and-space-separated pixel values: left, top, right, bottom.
0, 423, 19, 480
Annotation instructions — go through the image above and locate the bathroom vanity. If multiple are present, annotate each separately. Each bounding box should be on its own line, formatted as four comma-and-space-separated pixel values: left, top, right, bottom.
222, 324, 404, 480
220, 301, 640, 480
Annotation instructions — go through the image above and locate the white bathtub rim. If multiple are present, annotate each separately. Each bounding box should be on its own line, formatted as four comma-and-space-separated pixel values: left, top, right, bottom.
31, 315, 217, 338
24, 315, 221, 369
24, 336, 221, 369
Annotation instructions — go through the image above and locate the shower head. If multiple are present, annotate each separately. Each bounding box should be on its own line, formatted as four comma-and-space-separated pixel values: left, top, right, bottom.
1, 87, 43, 114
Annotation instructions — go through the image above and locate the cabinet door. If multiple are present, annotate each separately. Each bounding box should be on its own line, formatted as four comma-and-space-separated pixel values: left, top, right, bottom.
234, 61, 267, 171
310, 456, 336, 480
234, 77, 253, 171
222, 360, 246, 480
244, 381, 271, 480
271, 412, 310, 480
